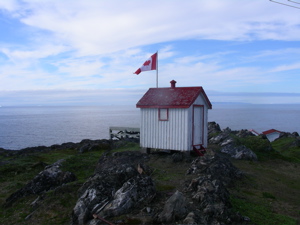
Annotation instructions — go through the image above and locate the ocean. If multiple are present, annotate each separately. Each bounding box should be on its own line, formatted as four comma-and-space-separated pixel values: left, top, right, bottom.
0, 104, 299, 150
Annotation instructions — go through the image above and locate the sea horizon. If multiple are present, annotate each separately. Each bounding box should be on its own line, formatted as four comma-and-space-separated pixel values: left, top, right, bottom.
0, 103, 299, 150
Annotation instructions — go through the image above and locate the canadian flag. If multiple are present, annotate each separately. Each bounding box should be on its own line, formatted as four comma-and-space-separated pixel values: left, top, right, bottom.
134, 53, 157, 75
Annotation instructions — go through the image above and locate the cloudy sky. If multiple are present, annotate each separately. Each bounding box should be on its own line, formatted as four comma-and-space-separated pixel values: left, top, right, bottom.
1, 0, 300, 106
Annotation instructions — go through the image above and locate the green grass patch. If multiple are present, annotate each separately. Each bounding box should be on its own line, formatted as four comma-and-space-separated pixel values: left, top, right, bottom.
239, 136, 272, 152
36, 148, 78, 164
151, 168, 177, 182
61, 150, 104, 182
155, 183, 176, 192
230, 155, 300, 224
272, 137, 300, 163
262, 192, 276, 199
237, 135, 300, 162
231, 197, 297, 225
111, 142, 140, 153
0, 146, 109, 224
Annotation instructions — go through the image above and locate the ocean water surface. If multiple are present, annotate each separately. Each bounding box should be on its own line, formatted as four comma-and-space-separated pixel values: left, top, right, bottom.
0, 104, 299, 150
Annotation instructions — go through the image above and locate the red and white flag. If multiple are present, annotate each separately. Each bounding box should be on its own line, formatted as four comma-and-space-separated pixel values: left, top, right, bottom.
134, 52, 157, 75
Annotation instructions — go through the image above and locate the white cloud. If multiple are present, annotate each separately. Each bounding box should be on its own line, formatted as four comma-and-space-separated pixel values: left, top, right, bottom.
270, 62, 300, 72
0, 1, 18, 11
3, 0, 300, 57
0, 88, 146, 106
1, 88, 300, 107
1, 44, 68, 62
0, 0, 299, 98
249, 48, 300, 59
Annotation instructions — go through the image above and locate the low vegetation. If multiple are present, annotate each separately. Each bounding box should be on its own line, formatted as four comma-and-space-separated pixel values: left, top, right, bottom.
0, 136, 299, 224
229, 135, 300, 225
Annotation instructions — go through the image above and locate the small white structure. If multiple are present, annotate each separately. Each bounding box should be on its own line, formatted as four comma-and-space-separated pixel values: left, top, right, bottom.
262, 129, 282, 142
249, 129, 260, 136
136, 80, 212, 152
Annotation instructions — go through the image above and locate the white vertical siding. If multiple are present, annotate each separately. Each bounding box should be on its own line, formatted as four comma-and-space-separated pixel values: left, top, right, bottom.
140, 108, 158, 149
187, 106, 193, 150
140, 108, 190, 151
140, 93, 210, 151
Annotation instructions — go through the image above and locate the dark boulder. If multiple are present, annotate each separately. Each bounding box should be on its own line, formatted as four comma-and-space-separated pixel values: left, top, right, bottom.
236, 129, 255, 138
188, 175, 234, 224
100, 175, 155, 218
186, 153, 245, 224
220, 143, 258, 161
209, 127, 232, 145
276, 131, 300, 141
4, 159, 76, 207
187, 154, 243, 186
208, 121, 221, 137
71, 151, 156, 225
78, 139, 111, 153
208, 126, 268, 160
158, 190, 188, 223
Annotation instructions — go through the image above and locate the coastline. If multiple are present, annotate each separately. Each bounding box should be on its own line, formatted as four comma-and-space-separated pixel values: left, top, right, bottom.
1, 104, 300, 150
1, 123, 299, 224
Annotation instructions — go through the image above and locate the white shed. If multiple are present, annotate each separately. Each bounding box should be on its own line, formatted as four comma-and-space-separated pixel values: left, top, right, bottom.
136, 80, 212, 153
262, 129, 282, 142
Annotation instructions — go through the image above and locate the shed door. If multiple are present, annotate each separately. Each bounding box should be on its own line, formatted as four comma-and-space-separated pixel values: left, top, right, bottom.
193, 105, 204, 146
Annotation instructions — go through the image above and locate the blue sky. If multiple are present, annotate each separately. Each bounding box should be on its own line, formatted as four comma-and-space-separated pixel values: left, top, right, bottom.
1, 0, 300, 106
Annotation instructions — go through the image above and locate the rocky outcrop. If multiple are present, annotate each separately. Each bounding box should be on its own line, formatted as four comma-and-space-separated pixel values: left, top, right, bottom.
158, 190, 188, 223
187, 154, 243, 186
208, 123, 258, 160
151, 153, 245, 224
71, 151, 156, 225
0, 139, 131, 155
188, 176, 232, 224
71, 150, 247, 225
208, 121, 221, 138
185, 153, 245, 224
236, 129, 255, 138
4, 159, 76, 207
221, 144, 258, 160
273, 132, 300, 148
275, 131, 300, 144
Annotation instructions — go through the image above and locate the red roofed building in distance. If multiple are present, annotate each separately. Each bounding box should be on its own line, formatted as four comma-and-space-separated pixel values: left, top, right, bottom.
136, 80, 212, 153
262, 129, 282, 142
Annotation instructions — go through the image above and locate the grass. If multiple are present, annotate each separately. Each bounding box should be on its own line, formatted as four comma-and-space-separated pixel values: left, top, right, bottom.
226, 135, 300, 224
230, 157, 300, 225
110, 141, 140, 153
147, 152, 198, 195
60, 150, 104, 182
230, 197, 297, 225
272, 137, 300, 163
0, 147, 104, 224
236, 135, 300, 163
0, 141, 141, 224
1, 137, 300, 224
262, 192, 276, 199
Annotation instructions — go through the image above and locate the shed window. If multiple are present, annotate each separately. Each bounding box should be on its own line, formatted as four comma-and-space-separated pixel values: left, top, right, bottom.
159, 108, 168, 121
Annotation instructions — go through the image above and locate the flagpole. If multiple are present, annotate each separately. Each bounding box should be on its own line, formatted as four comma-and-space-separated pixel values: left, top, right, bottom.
156, 51, 158, 88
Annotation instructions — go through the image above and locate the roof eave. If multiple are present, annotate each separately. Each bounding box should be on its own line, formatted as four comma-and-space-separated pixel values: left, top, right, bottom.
136, 105, 190, 109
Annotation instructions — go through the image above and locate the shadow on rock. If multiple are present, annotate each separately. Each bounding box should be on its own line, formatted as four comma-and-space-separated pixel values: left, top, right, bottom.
71, 151, 156, 225
4, 159, 76, 207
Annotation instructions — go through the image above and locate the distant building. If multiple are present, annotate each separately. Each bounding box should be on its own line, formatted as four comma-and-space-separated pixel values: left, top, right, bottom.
262, 129, 282, 142
136, 80, 212, 153
248, 129, 260, 136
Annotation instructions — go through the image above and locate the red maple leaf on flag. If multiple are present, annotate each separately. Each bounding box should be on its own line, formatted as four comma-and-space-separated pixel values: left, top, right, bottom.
143, 60, 151, 66
134, 52, 157, 75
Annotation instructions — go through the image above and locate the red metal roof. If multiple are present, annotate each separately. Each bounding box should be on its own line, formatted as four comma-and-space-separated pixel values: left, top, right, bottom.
136, 86, 212, 109
262, 129, 281, 135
